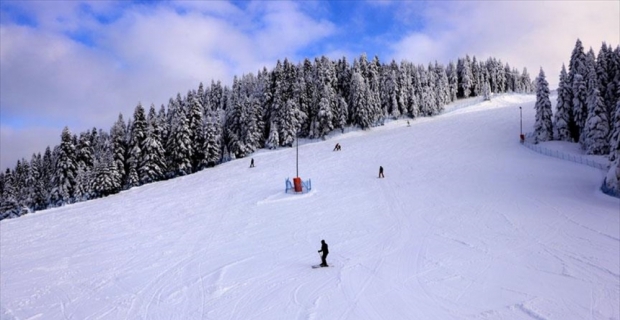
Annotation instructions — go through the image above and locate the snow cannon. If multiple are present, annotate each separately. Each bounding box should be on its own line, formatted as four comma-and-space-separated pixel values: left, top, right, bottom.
285, 178, 312, 194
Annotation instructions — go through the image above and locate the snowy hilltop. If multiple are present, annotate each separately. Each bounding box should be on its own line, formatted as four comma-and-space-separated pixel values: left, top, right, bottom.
1, 93, 618, 319
0, 53, 534, 220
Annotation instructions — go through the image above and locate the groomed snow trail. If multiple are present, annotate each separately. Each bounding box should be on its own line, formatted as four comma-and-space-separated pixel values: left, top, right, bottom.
1, 94, 619, 320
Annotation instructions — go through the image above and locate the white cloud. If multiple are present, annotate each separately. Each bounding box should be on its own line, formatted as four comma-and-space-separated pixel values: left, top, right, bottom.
390, 32, 450, 64
389, 1, 620, 88
0, 125, 60, 171
252, 1, 334, 60
1, 24, 122, 121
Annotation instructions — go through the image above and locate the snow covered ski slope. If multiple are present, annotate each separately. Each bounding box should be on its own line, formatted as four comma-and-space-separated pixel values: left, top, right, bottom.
1, 94, 619, 319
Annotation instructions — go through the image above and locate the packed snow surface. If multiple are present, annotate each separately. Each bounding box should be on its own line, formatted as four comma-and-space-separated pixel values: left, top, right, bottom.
2, 94, 619, 319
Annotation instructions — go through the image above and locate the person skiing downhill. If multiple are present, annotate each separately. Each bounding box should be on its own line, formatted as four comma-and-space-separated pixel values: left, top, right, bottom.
318, 240, 329, 267
379, 166, 384, 178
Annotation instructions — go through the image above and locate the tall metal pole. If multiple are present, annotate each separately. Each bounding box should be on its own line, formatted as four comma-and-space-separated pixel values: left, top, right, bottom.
519, 106, 522, 136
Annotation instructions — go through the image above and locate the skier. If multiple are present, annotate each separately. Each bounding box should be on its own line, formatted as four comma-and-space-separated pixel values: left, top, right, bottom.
379, 166, 384, 178
250, 158, 255, 168
333, 143, 341, 151
318, 239, 329, 267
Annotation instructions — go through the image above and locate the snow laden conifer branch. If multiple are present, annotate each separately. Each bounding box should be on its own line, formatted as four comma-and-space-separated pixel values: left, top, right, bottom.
533, 68, 553, 143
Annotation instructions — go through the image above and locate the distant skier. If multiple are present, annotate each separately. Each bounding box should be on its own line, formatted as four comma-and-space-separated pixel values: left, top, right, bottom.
379, 166, 384, 178
407, 120, 411, 127
333, 143, 341, 151
250, 158, 255, 168
318, 240, 329, 267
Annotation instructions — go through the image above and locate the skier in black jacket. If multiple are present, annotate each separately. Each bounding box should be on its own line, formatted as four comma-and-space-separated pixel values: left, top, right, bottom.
318, 240, 329, 267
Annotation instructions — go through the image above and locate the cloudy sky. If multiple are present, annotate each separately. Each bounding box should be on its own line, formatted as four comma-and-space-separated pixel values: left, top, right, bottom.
1, 0, 618, 171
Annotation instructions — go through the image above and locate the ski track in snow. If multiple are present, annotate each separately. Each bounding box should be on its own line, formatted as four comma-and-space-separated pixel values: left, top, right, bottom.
1, 94, 619, 320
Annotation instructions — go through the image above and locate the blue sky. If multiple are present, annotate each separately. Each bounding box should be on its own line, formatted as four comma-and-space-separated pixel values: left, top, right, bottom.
1, 0, 618, 171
